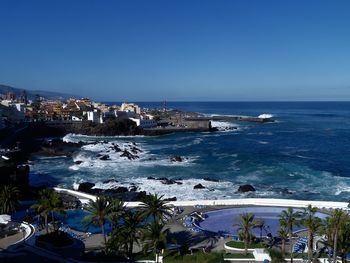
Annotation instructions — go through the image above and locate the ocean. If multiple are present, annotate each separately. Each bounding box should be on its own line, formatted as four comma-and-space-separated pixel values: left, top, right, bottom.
29, 102, 350, 202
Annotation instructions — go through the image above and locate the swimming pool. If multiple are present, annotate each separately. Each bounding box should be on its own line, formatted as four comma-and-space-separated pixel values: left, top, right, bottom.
57, 209, 113, 234
197, 207, 328, 237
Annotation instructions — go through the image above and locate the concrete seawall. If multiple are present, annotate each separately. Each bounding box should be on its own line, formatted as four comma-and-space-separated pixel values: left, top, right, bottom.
54, 187, 349, 210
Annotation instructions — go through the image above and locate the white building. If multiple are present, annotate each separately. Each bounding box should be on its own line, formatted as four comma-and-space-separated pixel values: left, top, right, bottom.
14, 103, 26, 113
129, 118, 157, 128
121, 103, 141, 115
87, 110, 103, 124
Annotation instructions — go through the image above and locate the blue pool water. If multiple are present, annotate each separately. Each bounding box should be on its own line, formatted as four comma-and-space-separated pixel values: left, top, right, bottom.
198, 207, 328, 237
57, 209, 113, 234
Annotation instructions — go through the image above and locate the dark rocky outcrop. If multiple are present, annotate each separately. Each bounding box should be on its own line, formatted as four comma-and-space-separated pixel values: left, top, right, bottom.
99, 155, 110, 161
120, 150, 138, 160
129, 185, 138, 192
238, 184, 256, 193
147, 176, 182, 185
203, 177, 219, 182
164, 197, 177, 201
171, 156, 183, 162
105, 186, 128, 194
74, 160, 83, 165
78, 182, 95, 193
194, 183, 206, 189
275, 187, 293, 195
59, 193, 82, 209
39, 139, 84, 157
110, 145, 122, 152
103, 179, 118, 184
160, 178, 182, 185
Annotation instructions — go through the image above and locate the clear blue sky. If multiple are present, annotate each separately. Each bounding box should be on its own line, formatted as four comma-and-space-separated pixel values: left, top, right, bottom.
0, 0, 349, 101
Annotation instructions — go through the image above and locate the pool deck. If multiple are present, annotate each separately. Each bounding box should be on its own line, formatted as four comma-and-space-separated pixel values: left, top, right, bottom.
54, 187, 349, 210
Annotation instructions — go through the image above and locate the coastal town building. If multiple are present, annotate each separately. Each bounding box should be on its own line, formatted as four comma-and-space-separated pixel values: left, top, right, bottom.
121, 102, 141, 114
87, 110, 103, 124
129, 117, 157, 128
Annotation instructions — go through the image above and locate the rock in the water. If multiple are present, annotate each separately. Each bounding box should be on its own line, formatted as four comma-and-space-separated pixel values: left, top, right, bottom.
238, 184, 256, 193
99, 155, 110, 161
171, 156, 183, 162
275, 187, 293, 195
111, 145, 122, 152
164, 197, 177, 201
105, 186, 128, 194
147, 176, 156, 180
78, 182, 95, 193
203, 177, 219, 182
74, 160, 83, 165
120, 150, 138, 160
194, 183, 206, 189
103, 179, 118, 184
59, 193, 82, 209
129, 185, 138, 192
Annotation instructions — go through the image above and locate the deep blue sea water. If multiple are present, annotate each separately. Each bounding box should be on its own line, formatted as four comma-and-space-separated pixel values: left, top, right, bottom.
29, 102, 350, 202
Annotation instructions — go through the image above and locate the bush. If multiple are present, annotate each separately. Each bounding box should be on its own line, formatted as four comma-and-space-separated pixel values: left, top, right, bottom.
226, 240, 264, 249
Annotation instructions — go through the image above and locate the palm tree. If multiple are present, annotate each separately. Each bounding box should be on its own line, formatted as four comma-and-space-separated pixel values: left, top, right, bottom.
82, 196, 111, 245
278, 226, 289, 255
302, 205, 322, 263
107, 198, 125, 231
0, 185, 20, 214
234, 213, 258, 255
279, 208, 302, 263
269, 248, 286, 263
328, 209, 349, 263
141, 193, 172, 222
336, 216, 350, 263
108, 210, 143, 260
319, 217, 334, 262
255, 218, 266, 241
31, 189, 63, 233
142, 220, 170, 263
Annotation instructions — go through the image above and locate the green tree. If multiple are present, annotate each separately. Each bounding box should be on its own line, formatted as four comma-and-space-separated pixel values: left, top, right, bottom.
234, 213, 258, 255
278, 226, 289, 255
328, 209, 349, 263
108, 210, 143, 260
82, 196, 111, 245
255, 218, 266, 241
107, 198, 125, 231
0, 185, 20, 214
31, 189, 64, 233
269, 248, 286, 263
142, 220, 170, 263
141, 193, 172, 222
319, 217, 334, 262
336, 216, 350, 263
279, 208, 302, 263
302, 205, 322, 263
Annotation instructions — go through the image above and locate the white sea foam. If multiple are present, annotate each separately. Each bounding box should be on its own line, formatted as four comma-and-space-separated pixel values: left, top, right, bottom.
210, 121, 241, 132
258, 113, 274, 119
120, 177, 238, 200
258, 141, 269, 145
63, 133, 145, 144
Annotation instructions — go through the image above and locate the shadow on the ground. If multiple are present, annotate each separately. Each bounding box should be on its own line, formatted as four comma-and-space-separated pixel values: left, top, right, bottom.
168, 230, 219, 250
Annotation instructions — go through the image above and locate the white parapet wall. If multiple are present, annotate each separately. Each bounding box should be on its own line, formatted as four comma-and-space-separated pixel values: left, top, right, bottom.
53, 187, 349, 210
